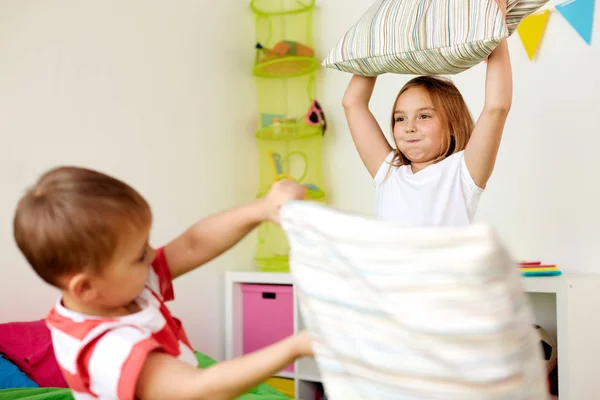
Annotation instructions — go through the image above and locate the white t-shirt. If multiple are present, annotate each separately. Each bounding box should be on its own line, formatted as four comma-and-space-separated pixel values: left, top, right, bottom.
374, 150, 483, 227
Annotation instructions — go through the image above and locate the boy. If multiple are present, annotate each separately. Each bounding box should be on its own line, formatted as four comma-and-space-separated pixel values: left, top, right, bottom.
13, 166, 313, 400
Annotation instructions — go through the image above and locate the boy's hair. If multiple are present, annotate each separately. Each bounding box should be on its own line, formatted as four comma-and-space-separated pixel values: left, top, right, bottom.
13, 166, 152, 287
389, 75, 474, 167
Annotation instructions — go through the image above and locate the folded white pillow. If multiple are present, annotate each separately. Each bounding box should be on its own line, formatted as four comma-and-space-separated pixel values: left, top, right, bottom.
281, 201, 548, 399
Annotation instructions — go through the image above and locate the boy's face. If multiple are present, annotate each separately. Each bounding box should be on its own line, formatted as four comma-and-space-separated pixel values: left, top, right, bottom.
95, 227, 156, 310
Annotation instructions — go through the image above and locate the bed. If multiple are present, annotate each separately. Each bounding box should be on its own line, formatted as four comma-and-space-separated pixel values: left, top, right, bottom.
0, 319, 291, 400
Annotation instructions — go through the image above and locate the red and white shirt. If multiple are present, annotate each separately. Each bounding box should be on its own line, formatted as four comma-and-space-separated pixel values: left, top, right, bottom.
46, 247, 198, 400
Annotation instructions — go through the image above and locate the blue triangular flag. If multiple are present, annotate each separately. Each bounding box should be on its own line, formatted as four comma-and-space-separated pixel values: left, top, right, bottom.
556, 0, 596, 44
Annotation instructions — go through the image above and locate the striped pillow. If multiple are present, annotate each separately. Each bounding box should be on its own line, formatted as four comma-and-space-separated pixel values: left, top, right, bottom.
280, 201, 548, 400
323, 0, 548, 75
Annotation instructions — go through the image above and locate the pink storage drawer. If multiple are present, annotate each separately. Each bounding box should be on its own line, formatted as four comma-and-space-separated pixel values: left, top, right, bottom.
241, 283, 294, 372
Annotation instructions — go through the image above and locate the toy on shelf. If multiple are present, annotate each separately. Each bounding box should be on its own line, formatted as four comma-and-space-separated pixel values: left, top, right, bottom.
257, 72, 322, 127
254, 43, 318, 78
250, 0, 325, 273
519, 261, 562, 277
256, 123, 324, 200
257, 40, 314, 60
251, 0, 319, 78
253, 120, 325, 272
260, 99, 326, 134
305, 99, 326, 133
268, 150, 319, 190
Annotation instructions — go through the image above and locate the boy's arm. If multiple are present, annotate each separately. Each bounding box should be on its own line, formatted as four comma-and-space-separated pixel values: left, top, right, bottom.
163, 179, 306, 279
136, 331, 313, 400
464, 0, 512, 189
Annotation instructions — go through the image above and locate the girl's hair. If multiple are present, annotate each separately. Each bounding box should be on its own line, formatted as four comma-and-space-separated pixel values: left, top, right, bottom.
389, 75, 474, 167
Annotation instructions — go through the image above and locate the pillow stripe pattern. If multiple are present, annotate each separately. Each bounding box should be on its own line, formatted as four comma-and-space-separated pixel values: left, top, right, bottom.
323, 0, 548, 76
506, 0, 549, 34
280, 201, 548, 400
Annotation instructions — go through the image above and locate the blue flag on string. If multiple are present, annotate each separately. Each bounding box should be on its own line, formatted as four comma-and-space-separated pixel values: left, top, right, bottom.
556, 0, 596, 45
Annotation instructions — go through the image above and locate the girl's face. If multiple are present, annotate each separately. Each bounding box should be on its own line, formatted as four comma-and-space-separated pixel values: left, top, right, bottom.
393, 86, 446, 166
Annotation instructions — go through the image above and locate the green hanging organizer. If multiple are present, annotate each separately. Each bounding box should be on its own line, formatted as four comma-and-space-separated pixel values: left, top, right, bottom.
250, 0, 326, 273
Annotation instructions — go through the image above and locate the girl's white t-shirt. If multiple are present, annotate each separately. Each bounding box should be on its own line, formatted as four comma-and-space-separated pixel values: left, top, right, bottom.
374, 150, 483, 227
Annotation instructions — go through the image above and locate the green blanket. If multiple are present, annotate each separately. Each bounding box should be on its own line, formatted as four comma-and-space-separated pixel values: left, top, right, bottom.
0, 352, 292, 400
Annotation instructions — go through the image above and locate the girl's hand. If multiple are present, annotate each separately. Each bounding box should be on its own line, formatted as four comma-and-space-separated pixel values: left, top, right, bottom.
496, 0, 507, 17
342, 74, 378, 109
484, 0, 507, 63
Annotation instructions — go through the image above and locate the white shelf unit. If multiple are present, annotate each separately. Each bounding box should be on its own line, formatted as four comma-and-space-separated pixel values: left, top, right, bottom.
224, 271, 322, 398
224, 271, 600, 400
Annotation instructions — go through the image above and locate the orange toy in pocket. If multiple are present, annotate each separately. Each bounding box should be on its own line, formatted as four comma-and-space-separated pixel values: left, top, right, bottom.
256, 40, 314, 63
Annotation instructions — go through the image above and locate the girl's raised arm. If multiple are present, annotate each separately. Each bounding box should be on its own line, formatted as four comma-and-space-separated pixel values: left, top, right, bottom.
464, 3, 513, 189
342, 75, 393, 178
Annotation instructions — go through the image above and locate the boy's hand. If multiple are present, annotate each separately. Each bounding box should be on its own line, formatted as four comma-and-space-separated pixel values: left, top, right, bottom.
293, 330, 315, 358
261, 179, 307, 224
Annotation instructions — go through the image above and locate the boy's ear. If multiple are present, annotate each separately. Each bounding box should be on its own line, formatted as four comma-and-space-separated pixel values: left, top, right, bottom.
66, 272, 98, 303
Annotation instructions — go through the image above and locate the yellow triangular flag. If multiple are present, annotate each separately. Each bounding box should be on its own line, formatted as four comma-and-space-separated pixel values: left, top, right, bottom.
517, 9, 551, 61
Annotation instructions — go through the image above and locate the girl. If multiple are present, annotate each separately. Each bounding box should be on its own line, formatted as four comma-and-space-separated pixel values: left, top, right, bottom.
342, 6, 512, 227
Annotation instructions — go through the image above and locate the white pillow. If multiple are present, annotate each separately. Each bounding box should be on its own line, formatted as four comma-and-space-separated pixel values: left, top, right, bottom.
323, 0, 549, 75
280, 201, 548, 399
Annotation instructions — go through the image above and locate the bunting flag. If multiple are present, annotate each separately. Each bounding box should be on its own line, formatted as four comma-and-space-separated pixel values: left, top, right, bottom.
555, 0, 595, 44
517, 10, 552, 60
514, 0, 596, 62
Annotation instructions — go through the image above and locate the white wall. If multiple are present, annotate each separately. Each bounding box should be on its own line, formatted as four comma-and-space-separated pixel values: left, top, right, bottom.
2, 0, 599, 363
315, 0, 600, 274
0, 1, 258, 360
